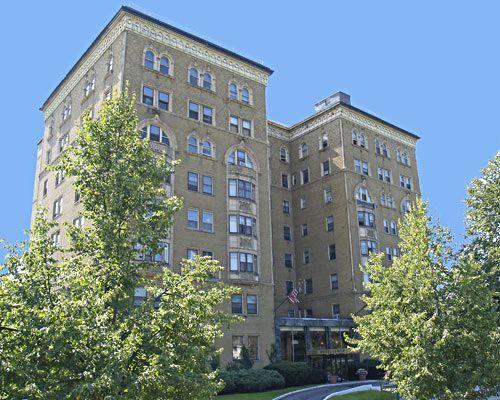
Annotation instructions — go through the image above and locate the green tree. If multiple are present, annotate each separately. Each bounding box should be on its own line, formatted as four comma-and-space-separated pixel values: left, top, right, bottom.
0, 90, 234, 399
351, 199, 499, 400
464, 152, 500, 295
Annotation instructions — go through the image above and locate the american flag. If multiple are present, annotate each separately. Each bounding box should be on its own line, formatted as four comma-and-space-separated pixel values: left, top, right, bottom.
287, 289, 300, 304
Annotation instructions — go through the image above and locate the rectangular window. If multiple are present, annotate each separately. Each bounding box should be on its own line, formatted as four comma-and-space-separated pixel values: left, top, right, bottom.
74, 191, 80, 203
282, 200, 290, 214
52, 197, 63, 219
324, 188, 332, 204
332, 304, 340, 318
283, 225, 291, 241
301, 224, 308, 237
202, 106, 213, 124
188, 101, 199, 120
229, 252, 238, 271
232, 335, 244, 359
281, 174, 289, 189
51, 231, 61, 247
187, 172, 198, 191
42, 179, 48, 197
305, 278, 313, 294
158, 91, 170, 110
320, 133, 329, 149
330, 273, 339, 289
284, 253, 293, 268
46, 148, 52, 164
305, 309, 314, 317
73, 216, 84, 228
230, 115, 239, 133
228, 215, 238, 234
386, 247, 392, 261
187, 248, 198, 260
59, 134, 69, 152
202, 211, 213, 233
360, 240, 377, 256
286, 281, 294, 294
202, 250, 213, 259
142, 86, 154, 106
247, 295, 258, 314
390, 220, 397, 235
202, 175, 213, 195
287, 309, 295, 317
326, 216, 334, 232
358, 211, 375, 227
383, 219, 390, 234
393, 247, 399, 257
322, 160, 330, 176
228, 178, 237, 197
303, 250, 310, 264
231, 294, 243, 314
328, 244, 336, 260
300, 197, 306, 209
378, 168, 391, 183
247, 335, 259, 360
301, 168, 310, 184
242, 119, 251, 136
187, 209, 199, 230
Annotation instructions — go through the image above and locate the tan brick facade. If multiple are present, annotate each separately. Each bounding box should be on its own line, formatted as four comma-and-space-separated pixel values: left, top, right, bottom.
33, 7, 420, 367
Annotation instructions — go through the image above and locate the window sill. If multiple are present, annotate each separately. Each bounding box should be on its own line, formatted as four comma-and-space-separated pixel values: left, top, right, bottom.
141, 103, 171, 114
143, 66, 173, 80
187, 81, 216, 94
81, 91, 95, 105
229, 98, 253, 108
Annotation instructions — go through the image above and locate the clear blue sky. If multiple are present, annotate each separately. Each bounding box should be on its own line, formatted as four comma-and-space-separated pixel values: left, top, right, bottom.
0, 1, 498, 254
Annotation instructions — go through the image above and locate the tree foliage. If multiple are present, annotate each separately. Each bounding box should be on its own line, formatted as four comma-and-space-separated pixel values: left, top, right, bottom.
0, 90, 234, 399
351, 199, 499, 400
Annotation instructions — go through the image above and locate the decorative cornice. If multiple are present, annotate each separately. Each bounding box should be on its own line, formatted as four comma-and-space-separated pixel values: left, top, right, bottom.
267, 106, 418, 148
43, 12, 270, 120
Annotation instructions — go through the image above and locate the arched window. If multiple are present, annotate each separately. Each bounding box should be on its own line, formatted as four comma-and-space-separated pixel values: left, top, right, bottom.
201, 140, 213, 157
144, 50, 155, 69
359, 132, 366, 148
241, 87, 250, 103
381, 142, 388, 157
202, 73, 212, 90
401, 198, 412, 214
229, 83, 238, 100
228, 149, 254, 169
280, 147, 288, 162
189, 67, 198, 85
107, 52, 114, 72
159, 56, 170, 74
355, 186, 372, 203
187, 135, 198, 154
140, 125, 170, 146
300, 142, 308, 158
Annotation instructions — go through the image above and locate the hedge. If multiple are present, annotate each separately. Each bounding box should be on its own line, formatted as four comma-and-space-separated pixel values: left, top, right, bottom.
218, 368, 286, 394
346, 359, 385, 380
264, 362, 327, 386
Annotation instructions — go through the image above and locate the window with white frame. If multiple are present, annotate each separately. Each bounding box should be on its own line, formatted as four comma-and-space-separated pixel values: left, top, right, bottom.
228, 149, 254, 169
300, 197, 307, 209
228, 214, 257, 237
321, 160, 330, 176
355, 187, 372, 203
52, 197, 63, 219
201, 140, 213, 157
142, 86, 154, 106
242, 119, 251, 136
301, 224, 308, 237
303, 250, 310, 264
378, 167, 392, 183
241, 87, 250, 104
360, 239, 377, 256
358, 211, 375, 227
281, 173, 289, 188
326, 215, 334, 232
107, 52, 114, 72
390, 220, 397, 235
328, 244, 336, 260
144, 50, 155, 69
247, 295, 258, 314
385, 247, 392, 261
202, 175, 213, 195
319, 133, 329, 149
202, 211, 214, 232
283, 225, 292, 241
202, 72, 212, 90
330, 273, 339, 289
387, 194, 394, 208
158, 91, 170, 110
280, 146, 288, 163
383, 219, 390, 234
187, 172, 198, 191
140, 125, 171, 146
393, 247, 399, 257
380, 192, 387, 206
299, 142, 308, 158
401, 198, 412, 214
400, 175, 412, 190
51, 231, 61, 247
187, 135, 198, 154
229, 83, 238, 100
73, 216, 84, 228
187, 209, 199, 230
284, 253, 293, 268
229, 252, 257, 272
282, 199, 290, 214
324, 188, 333, 204
55, 170, 64, 187
84, 75, 95, 97
59, 133, 69, 152
186, 248, 198, 260
188, 67, 198, 85
62, 100, 71, 121
228, 178, 255, 201
301, 168, 310, 185
42, 179, 48, 197
375, 140, 389, 157
354, 159, 369, 176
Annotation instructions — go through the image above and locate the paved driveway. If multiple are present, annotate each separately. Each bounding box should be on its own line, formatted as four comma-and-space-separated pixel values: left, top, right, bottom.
276, 381, 385, 400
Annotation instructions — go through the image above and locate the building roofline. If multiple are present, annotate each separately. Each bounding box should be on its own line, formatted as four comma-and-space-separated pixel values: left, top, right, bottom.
268, 103, 420, 140
40, 6, 273, 112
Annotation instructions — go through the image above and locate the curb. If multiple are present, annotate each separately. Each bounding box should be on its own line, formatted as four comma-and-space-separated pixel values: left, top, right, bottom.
273, 380, 383, 400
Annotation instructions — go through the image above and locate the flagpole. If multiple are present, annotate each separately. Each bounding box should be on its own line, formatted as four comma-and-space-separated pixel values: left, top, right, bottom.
273, 296, 290, 313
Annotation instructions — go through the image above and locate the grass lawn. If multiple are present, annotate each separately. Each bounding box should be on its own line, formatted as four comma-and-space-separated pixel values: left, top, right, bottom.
334, 390, 395, 400
216, 385, 315, 400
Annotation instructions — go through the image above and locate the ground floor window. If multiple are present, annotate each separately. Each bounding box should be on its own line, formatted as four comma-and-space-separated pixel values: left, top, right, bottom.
232, 335, 244, 360
247, 335, 259, 360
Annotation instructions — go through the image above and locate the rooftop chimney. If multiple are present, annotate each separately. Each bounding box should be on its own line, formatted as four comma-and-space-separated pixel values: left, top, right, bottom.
314, 91, 351, 113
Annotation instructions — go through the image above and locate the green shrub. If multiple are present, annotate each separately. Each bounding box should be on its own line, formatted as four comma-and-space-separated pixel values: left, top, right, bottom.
264, 362, 327, 386
218, 368, 285, 394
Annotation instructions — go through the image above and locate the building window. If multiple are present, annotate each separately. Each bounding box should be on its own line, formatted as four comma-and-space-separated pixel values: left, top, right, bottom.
228, 215, 256, 237
321, 160, 330, 176
301, 224, 308, 237
284, 253, 293, 268
189, 67, 199, 85
202, 211, 214, 233
229, 115, 239, 133
202, 72, 212, 90
247, 295, 258, 314
140, 125, 170, 146
232, 335, 244, 359
55, 170, 64, 187
401, 199, 412, 214
281, 174, 289, 189
359, 132, 366, 148
241, 87, 250, 103
142, 86, 154, 105
386, 247, 393, 261
330, 273, 339, 289
158, 91, 170, 110
358, 211, 375, 227
46, 148, 52, 165
188, 101, 199, 120
301, 168, 310, 185
354, 159, 369, 176
356, 187, 372, 203
187, 172, 198, 191
326, 216, 334, 232
228, 149, 254, 169
187, 209, 199, 230
319, 133, 329, 149
393, 247, 399, 257
280, 147, 288, 163
383, 219, 390, 234
305, 278, 313, 294
59, 133, 69, 152
328, 244, 336, 260
42, 179, 48, 197
299, 142, 308, 158
144, 50, 155, 69
202, 106, 213, 124
352, 130, 358, 145
283, 226, 292, 241
287, 309, 295, 317
201, 141, 213, 157
187, 135, 198, 154
286, 281, 294, 294
242, 119, 252, 136
74, 191, 81, 203
400, 175, 412, 190
51, 231, 61, 247
159, 56, 170, 74
228, 178, 255, 201
186, 248, 198, 260
52, 197, 63, 219
324, 188, 333, 204
73, 216, 84, 228
202, 175, 213, 195
233, 252, 256, 272
291, 174, 297, 187
378, 167, 392, 183
361, 240, 377, 256
300, 197, 306, 209
332, 304, 340, 318
231, 295, 243, 314
282, 200, 290, 214
107, 52, 114, 72
390, 220, 397, 235
303, 250, 310, 264
229, 83, 238, 100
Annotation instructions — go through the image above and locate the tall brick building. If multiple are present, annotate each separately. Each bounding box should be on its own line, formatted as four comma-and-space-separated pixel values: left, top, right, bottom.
33, 7, 420, 370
